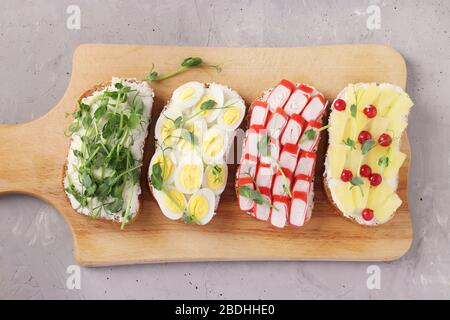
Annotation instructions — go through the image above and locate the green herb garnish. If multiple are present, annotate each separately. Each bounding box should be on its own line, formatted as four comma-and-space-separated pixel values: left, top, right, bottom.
239, 185, 277, 211
349, 176, 365, 197
378, 155, 390, 168
350, 176, 364, 187
200, 99, 216, 111
274, 163, 292, 198
304, 128, 317, 140
361, 139, 375, 155
211, 165, 223, 183
350, 104, 357, 118
173, 116, 183, 129
257, 135, 271, 157
299, 124, 329, 144
150, 162, 164, 191
343, 137, 356, 150
167, 100, 219, 129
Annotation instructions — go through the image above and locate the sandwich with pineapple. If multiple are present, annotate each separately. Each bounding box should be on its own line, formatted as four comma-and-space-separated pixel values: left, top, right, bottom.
324, 83, 413, 225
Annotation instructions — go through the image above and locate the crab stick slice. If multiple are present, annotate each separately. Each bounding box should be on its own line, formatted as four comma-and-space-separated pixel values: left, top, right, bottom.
250, 101, 269, 127
266, 107, 289, 140
237, 177, 256, 212
293, 174, 312, 194
302, 93, 327, 122
290, 191, 309, 227
255, 187, 272, 221
298, 120, 322, 152
242, 127, 261, 160
280, 113, 307, 146
271, 195, 290, 228
255, 163, 275, 190
279, 143, 301, 174
265, 79, 295, 113
298, 83, 315, 95
294, 151, 317, 178
260, 136, 280, 165
272, 168, 293, 197
238, 154, 258, 179
283, 84, 313, 116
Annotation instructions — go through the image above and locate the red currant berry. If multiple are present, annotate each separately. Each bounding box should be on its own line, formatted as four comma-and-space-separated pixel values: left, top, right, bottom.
363, 105, 377, 118
378, 133, 392, 147
358, 131, 372, 144
360, 164, 372, 178
340, 169, 353, 182
369, 173, 382, 186
334, 99, 346, 111
362, 208, 374, 221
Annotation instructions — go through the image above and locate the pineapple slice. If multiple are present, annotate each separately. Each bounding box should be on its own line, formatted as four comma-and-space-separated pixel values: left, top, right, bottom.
374, 193, 402, 223
347, 146, 363, 174
367, 182, 394, 210
345, 84, 358, 118
344, 118, 357, 141
329, 111, 349, 144
358, 84, 380, 109
355, 111, 370, 133
376, 87, 400, 116
332, 181, 355, 213
387, 94, 413, 119
370, 116, 389, 140
384, 149, 407, 179
353, 179, 370, 210
328, 144, 348, 178
366, 145, 385, 170
387, 117, 407, 139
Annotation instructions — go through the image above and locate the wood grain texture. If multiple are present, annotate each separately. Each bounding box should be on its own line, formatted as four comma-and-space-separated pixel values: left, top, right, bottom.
0, 44, 412, 266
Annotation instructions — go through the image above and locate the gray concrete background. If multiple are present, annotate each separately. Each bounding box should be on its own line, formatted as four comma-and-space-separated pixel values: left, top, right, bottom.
0, 0, 449, 299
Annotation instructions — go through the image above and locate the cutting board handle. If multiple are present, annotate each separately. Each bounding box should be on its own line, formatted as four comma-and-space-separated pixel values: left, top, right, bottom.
0, 111, 66, 202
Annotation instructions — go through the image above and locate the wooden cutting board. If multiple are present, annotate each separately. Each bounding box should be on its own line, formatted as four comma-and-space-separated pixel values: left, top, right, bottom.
0, 44, 412, 266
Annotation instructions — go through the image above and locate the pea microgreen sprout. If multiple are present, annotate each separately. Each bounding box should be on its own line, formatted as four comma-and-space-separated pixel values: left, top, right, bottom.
211, 165, 223, 184
159, 99, 232, 147
145, 57, 222, 82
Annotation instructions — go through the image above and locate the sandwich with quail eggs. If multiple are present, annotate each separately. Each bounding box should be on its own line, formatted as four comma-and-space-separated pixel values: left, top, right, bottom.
149, 81, 246, 225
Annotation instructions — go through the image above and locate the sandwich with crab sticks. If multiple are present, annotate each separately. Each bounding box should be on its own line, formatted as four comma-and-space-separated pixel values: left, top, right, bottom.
236, 79, 328, 228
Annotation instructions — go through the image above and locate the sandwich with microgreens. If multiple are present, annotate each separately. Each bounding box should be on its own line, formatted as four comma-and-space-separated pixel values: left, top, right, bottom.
149, 81, 246, 225
64, 77, 154, 228
236, 79, 328, 228
324, 83, 413, 225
